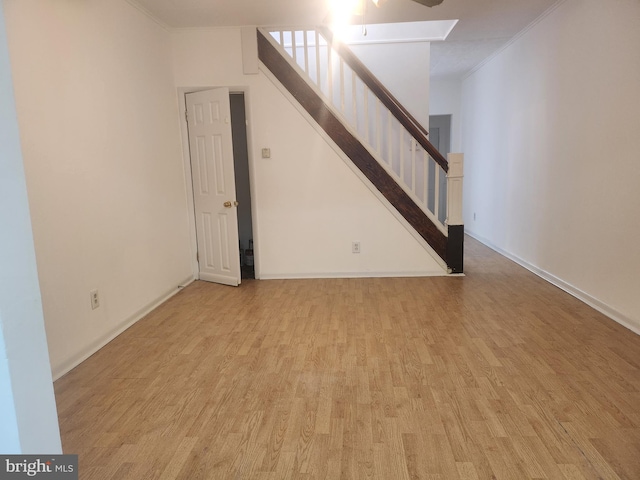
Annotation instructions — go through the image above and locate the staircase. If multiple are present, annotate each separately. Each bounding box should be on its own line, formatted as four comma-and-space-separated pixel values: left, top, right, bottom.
257, 27, 464, 273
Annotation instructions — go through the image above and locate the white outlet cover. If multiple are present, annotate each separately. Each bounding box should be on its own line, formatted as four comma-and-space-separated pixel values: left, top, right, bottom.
90, 289, 99, 309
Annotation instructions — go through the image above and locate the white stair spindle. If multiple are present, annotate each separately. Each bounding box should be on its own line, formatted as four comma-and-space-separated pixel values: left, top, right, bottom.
315, 31, 321, 86
400, 128, 405, 183
376, 99, 381, 154
291, 30, 297, 63
364, 85, 369, 143
303, 31, 309, 75
425, 153, 431, 210
352, 71, 357, 129
328, 43, 333, 103
411, 142, 418, 194
387, 112, 392, 167
411, 140, 416, 194
422, 151, 428, 206
434, 163, 440, 219
339, 58, 345, 114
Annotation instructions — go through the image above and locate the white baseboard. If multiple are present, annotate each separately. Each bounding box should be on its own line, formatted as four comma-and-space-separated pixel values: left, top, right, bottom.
466, 230, 640, 336
258, 270, 456, 280
51, 276, 196, 380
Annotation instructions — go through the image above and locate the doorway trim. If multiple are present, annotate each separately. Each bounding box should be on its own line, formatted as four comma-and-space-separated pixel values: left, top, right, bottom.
177, 86, 260, 280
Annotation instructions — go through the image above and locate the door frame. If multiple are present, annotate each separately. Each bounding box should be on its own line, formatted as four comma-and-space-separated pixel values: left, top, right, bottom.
429, 114, 452, 224
178, 86, 260, 280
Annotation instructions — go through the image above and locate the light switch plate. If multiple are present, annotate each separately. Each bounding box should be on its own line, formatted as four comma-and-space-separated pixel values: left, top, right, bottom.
261, 148, 271, 158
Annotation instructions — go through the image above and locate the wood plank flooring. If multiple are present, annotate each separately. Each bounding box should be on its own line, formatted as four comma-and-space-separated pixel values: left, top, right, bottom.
54, 237, 640, 479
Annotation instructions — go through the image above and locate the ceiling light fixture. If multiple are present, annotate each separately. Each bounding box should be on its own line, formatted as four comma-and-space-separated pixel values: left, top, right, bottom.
328, 0, 363, 29
329, 0, 446, 37
411, 0, 445, 6
371, 0, 445, 9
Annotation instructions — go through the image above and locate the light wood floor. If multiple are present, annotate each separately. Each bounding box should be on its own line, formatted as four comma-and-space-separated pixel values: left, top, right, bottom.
54, 237, 640, 479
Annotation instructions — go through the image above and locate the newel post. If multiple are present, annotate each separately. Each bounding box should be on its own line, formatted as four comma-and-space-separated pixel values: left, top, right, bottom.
446, 153, 464, 273
446, 153, 464, 226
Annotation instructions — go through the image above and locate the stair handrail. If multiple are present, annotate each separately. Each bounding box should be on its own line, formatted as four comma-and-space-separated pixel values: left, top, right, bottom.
318, 26, 448, 173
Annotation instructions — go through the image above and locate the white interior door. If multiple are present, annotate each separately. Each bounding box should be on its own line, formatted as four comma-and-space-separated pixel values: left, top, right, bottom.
186, 88, 241, 286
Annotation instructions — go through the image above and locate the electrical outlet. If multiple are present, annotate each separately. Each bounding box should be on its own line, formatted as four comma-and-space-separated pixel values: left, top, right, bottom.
352, 242, 361, 254
90, 289, 100, 310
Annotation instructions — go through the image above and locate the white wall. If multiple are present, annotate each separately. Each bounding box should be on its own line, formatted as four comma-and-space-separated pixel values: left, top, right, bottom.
230, 94, 254, 256
429, 78, 462, 153
351, 42, 430, 127
0, 0, 61, 452
4, 0, 194, 377
0, 331, 19, 452
462, 0, 640, 332
172, 28, 446, 278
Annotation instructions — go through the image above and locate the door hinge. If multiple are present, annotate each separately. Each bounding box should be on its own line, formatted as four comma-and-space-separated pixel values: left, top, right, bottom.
185, 110, 189, 123
196, 251, 199, 263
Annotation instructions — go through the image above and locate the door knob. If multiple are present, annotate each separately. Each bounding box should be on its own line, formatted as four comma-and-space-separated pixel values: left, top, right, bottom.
223, 201, 239, 208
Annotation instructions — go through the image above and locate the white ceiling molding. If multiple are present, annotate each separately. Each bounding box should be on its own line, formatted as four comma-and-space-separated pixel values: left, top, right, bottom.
337, 20, 458, 45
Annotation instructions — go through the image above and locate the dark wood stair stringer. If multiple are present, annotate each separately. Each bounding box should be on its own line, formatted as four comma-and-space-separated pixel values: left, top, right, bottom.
257, 29, 448, 263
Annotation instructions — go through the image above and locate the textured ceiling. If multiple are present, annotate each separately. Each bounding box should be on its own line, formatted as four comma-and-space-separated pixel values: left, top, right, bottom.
129, 0, 560, 78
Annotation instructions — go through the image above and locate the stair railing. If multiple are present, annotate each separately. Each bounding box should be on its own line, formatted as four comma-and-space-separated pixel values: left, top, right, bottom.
261, 27, 449, 234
